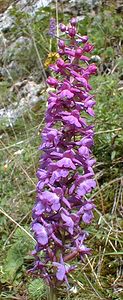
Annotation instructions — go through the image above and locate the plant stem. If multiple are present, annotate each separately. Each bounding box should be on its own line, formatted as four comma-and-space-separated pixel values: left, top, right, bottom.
48, 287, 57, 300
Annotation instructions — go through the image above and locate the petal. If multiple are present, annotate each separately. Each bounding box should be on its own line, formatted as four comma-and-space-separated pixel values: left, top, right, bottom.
32, 223, 48, 245
53, 263, 66, 281
57, 158, 76, 170
77, 179, 96, 196
62, 115, 81, 128
78, 146, 89, 157
82, 211, 93, 224
56, 265, 66, 281
87, 107, 95, 117
60, 89, 74, 99
33, 202, 44, 216
61, 213, 74, 234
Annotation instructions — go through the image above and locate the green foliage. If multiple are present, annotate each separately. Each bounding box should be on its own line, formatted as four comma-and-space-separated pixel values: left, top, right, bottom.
28, 278, 46, 300
79, 8, 123, 60
92, 74, 123, 165
0, 82, 10, 106
0, 228, 34, 284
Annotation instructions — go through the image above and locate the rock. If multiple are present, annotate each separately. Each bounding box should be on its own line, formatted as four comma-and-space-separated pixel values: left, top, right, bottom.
0, 1, 51, 80
15, 0, 51, 14
0, 67, 9, 80
0, 32, 8, 62
0, 0, 52, 33
2, 36, 35, 80
116, 5, 123, 13
0, 0, 101, 33
0, 80, 45, 129
3, 36, 32, 64
51, 0, 101, 16
0, 5, 15, 32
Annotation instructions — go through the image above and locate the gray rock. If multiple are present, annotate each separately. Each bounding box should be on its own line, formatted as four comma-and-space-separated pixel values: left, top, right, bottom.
0, 5, 15, 32
16, 0, 51, 13
0, 80, 45, 128
0, 32, 8, 59
0, 0, 101, 33
2, 36, 34, 80
0, 67, 9, 79
0, 0, 52, 33
3, 36, 32, 64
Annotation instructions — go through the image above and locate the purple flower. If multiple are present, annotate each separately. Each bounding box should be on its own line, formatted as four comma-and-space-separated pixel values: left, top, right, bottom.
36, 190, 60, 213
49, 18, 56, 37
58, 40, 65, 49
59, 89, 74, 99
53, 262, 66, 281
56, 157, 76, 170
70, 18, 77, 27
53, 256, 75, 282
31, 17, 97, 287
46, 76, 58, 87
77, 179, 96, 197
61, 209, 74, 234
68, 27, 76, 37
78, 202, 95, 224
59, 23, 66, 32
32, 223, 48, 245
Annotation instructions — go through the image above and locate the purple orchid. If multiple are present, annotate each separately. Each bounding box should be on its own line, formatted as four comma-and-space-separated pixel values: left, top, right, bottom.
53, 255, 75, 283
31, 17, 97, 290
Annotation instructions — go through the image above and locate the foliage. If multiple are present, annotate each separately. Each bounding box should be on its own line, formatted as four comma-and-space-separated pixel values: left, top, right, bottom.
0, 228, 34, 284
28, 278, 46, 300
93, 74, 123, 164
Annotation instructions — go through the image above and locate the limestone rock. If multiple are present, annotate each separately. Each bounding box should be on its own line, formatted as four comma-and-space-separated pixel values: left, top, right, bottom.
2, 36, 34, 80
0, 80, 45, 128
0, 4, 15, 32
0, 0, 51, 33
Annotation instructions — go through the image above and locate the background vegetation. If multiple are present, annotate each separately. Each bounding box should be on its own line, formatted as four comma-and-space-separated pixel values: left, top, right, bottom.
0, 1, 123, 299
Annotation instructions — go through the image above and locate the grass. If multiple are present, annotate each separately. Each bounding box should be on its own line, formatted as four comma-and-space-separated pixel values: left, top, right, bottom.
0, 2, 123, 300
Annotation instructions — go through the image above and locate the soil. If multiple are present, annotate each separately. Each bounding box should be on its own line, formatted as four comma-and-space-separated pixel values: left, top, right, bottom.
0, 0, 15, 13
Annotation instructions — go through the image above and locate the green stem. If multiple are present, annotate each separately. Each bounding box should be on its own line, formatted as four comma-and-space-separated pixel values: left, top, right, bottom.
47, 287, 57, 300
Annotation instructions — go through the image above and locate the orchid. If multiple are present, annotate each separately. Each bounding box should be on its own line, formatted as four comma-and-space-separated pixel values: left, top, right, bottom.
31, 18, 97, 299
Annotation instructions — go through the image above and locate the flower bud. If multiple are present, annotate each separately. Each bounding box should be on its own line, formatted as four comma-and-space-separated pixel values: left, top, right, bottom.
70, 18, 77, 27
83, 43, 94, 52
88, 64, 97, 74
58, 40, 65, 49
46, 76, 58, 87
56, 58, 65, 67
75, 48, 82, 58
81, 36, 88, 43
60, 24, 66, 32
68, 27, 76, 37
